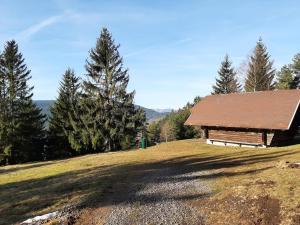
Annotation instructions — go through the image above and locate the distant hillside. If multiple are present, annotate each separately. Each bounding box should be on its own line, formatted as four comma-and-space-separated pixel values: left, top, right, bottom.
137, 106, 170, 121
153, 108, 172, 113
34, 100, 170, 121
35, 100, 54, 117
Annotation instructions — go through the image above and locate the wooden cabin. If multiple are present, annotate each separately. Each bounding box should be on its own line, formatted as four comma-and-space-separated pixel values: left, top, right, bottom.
185, 90, 300, 147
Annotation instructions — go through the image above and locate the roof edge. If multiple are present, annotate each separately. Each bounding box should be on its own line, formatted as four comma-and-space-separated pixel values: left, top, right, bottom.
184, 113, 193, 126
287, 99, 300, 130
183, 124, 289, 130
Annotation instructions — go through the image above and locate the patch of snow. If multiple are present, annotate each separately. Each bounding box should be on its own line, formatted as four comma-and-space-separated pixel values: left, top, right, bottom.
21, 211, 59, 224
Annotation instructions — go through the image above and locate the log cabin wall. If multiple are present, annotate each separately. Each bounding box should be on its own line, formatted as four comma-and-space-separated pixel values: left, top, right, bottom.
208, 129, 264, 145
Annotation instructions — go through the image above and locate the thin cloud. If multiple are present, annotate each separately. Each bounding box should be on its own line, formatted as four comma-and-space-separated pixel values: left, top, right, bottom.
124, 46, 154, 58
173, 38, 192, 45
16, 12, 70, 41
124, 38, 193, 58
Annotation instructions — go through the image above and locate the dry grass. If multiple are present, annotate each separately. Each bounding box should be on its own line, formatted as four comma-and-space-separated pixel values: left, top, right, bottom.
1, 139, 300, 225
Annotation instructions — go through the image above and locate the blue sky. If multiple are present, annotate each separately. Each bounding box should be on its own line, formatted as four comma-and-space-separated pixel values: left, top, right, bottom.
0, 0, 300, 108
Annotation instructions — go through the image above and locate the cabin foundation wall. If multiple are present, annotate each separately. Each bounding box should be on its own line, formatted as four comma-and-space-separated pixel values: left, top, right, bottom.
206, 139, 266, 148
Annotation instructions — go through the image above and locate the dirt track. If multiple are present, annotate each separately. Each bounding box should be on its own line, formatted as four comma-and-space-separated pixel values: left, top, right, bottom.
66, 165, 212, 225
102, 167, 211, 224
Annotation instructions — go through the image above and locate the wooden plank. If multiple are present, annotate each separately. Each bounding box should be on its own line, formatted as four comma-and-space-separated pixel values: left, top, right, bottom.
208, 129, 263, 145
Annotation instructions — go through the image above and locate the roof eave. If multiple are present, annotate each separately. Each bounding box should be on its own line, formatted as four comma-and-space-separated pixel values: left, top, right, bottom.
287, 99, 300, 130
185, 123, 289, 131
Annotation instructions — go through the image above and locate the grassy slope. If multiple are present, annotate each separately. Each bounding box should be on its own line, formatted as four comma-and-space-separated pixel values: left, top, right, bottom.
1, 140, 300, 224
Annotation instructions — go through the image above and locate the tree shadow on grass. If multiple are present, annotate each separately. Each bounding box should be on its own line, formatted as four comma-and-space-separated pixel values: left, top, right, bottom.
0, 161, 56, 174
0, 149, 298, 225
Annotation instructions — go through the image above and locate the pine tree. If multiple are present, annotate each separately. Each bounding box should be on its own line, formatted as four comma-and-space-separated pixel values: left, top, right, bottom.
147, 121, 161, 145
292, 53, 300, 72
0, 40, 45, 164
120, 106, 146, 150
212, 54, 241, 94
290, 53, 300, 89
245, 38, 275, 92
0, 52, 8, 164
276, 65, 294, 89
80, 28, 145, 152
193, 96, 202, 106
47, 69, 82, 159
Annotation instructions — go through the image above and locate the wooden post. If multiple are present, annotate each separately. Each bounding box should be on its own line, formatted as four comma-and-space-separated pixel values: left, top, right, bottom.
262, 130, 267, 146
202, 127, 208, 139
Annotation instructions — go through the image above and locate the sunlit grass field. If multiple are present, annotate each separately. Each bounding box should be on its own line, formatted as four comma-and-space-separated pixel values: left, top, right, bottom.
1, 139, 300, 224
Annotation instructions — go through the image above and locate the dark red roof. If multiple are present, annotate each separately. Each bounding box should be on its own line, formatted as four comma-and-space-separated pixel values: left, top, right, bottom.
185, 90, 300, 130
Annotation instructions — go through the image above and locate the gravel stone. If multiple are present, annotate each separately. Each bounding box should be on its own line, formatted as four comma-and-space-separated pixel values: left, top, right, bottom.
104, 167, 211, 225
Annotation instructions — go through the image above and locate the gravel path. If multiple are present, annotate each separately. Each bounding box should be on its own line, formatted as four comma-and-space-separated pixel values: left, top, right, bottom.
104, 167, 212, 225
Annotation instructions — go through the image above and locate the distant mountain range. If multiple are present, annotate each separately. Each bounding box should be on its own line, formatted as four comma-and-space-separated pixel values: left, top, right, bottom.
137, 106, 170, 121
153, 108, 173, 113
34, 100, 170, 121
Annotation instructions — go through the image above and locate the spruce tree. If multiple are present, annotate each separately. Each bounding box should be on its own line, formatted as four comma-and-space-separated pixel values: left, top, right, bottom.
47, 69, 82, 158
212, 54, 241, 94
276, 65, 294, 89
245, 38, 275, 92
0, 40, 45, 164
290, 53, 300, 89
0, 52, 8, 164
147, 121, 161, 145
80, 28, 145, 152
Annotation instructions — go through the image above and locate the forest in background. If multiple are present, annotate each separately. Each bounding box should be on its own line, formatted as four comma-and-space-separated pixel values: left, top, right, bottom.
147, 38, 300, 147
0, 29, 300, 165
0, 28, 145, 164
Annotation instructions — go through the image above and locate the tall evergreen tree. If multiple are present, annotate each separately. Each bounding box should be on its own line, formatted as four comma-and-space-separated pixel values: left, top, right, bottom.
0, 40, 45, 164
147, 121, 161, 145
212, 54, 241, 94
47, 69, 82, 159
290, 53, 300, 89
80, 28, 145, 152
276, 65, 294, 89
0, 51, 7, 164
244, 38, 275, 92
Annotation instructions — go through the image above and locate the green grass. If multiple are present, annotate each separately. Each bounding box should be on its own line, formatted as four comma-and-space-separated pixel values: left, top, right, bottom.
1, 139, 300, 224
